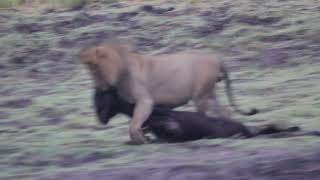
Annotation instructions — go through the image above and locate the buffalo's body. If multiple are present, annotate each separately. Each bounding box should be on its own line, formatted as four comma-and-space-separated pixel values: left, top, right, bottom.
93, 89, 305, 143
142, 111, 253, 142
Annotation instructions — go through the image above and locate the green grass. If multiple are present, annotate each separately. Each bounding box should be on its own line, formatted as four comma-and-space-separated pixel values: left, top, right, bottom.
0, 0, 24, 8
0, 0, 117, 9
0, 0, 320, 179
47, 0, 88, 9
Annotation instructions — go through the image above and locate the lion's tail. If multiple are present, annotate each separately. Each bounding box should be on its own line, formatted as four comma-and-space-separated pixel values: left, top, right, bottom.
220, 64, 258, 116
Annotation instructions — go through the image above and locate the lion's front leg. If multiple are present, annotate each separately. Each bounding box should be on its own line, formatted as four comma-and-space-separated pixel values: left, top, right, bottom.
129, 99, 154, 145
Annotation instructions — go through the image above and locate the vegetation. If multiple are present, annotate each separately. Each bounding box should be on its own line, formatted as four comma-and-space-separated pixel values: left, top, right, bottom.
0, 0, 320, 179
0, 0, 117, 9
0, 0, 24, 8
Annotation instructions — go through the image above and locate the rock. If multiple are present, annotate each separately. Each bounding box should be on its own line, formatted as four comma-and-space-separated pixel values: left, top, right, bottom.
140, 5, 174, 14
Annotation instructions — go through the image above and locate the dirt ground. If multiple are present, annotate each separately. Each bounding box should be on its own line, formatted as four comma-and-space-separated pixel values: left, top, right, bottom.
0, 0, 320, 179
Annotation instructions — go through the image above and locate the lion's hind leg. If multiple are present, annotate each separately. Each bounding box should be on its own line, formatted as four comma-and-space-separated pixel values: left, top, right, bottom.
194, 88, 231, 118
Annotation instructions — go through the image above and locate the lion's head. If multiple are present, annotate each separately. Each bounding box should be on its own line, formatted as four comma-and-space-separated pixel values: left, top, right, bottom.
80, 42, 135, 89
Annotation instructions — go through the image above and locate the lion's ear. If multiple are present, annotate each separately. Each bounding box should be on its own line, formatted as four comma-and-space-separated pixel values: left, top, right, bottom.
120, 43, 136, 53
95, 47, 109, 59
79, 47, 98, 65
113, 42, 137, 56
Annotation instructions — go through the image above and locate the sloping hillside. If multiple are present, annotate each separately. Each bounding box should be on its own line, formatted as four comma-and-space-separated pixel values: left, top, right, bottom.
0, 0, 320, 179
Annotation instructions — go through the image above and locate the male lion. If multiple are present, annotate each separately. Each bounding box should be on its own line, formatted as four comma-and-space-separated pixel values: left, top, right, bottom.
80, 41, 258, 144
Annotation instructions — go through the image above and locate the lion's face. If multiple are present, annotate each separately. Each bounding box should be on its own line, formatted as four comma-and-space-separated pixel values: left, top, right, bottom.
80, 44, 127, 89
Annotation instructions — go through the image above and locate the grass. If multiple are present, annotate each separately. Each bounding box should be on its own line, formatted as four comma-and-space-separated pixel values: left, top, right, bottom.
0, 0, 24, 8
0, 0, 117, 9
0, 0, 320, 179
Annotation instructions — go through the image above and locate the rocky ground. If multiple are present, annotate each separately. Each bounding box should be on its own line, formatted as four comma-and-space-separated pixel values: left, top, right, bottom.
0, 0, 320, 179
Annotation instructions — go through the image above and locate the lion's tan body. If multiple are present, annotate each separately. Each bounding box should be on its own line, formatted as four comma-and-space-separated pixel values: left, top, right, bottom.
117, 52, 221, 106
80, 42, 257, 144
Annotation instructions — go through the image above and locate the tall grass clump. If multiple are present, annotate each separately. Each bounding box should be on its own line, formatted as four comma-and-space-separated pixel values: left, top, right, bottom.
0, 0, 118, 9
0, 0, 24, 8
47, 0, 88, 9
